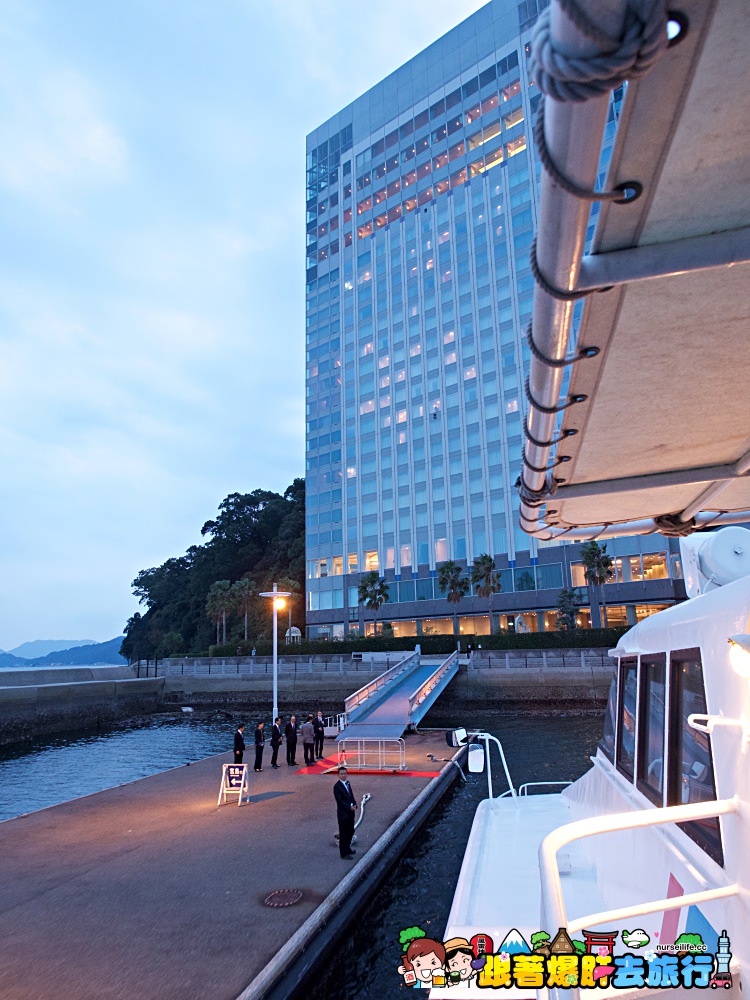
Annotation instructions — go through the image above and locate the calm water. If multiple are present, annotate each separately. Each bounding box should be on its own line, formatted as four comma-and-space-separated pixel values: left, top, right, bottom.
0, 714, 233, 821
0, 709, 603, 998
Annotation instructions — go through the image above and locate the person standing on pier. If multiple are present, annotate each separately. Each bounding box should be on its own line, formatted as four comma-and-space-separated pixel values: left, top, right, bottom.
313, 710, 326, 760
301, 714, 315, 766
334, 765, 357, 859
270, 717, 283, 768
254, 721, 265, 772
285, 715, 298, 765
233, 724, 246, 764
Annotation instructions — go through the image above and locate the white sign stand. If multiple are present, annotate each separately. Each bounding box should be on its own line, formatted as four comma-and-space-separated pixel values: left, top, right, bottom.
218, 763, 249, 806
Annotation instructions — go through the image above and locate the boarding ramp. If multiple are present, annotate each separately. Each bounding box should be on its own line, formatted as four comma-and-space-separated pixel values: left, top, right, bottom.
338, 650, 459, 741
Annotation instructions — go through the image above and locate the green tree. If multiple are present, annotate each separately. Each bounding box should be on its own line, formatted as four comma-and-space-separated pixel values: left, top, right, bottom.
471, 553, 502, 622
437, 560, 471, 637
230, 578, 257, 641
206, 580, 232, 644
579, 540, 615, 628
530, 932, 550, 950
556, 587, 582, 631
158, 630, 184, 657
357, 571, 390, 637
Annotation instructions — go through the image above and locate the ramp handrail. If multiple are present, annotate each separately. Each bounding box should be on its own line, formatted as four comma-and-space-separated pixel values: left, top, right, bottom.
344, 650, 420, 715
540, 796, 739, 938
407, 651, 458, 717
338, 737, 407, 771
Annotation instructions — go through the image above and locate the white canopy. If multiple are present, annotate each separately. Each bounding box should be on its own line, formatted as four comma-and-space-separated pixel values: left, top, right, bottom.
519, 0, 750, 541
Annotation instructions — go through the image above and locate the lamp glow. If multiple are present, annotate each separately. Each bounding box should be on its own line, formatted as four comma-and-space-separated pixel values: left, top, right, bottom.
728, 634, 750, 678
259, 584, 293, 720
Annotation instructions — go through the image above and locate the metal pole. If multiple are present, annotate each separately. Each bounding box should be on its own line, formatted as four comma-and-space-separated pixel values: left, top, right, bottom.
273, 583, 278, 722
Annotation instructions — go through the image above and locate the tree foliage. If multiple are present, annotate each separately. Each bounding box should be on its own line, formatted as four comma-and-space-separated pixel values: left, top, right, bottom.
437, 560, 471, 636
579, 540, 615, 628
120, 479, 305, 660
556, 587, 582, 631
357, 571, 390, 636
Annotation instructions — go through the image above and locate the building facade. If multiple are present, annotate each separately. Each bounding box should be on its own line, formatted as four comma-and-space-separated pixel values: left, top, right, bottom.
304, 0, 685, 639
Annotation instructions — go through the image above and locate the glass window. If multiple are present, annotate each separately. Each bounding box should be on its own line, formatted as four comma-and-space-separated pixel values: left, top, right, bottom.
599, 670, 617, 762
416, 578, 434, 601
536, 563, 563, 590
637, 656, 666, 805
364, 550, 379, 571
399, 579, 415, 602
616, 658, 637, 779
669, 651, 723, 865
643, 552, 668, 580
513, 567, 536, 591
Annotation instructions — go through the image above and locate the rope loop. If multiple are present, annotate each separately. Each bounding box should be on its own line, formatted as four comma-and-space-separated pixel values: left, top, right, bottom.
527, 320, 599, 368
525, 377, 587, 414
653, 512, 698, 537
523, 416, 578, 450
530, 0, 669, 104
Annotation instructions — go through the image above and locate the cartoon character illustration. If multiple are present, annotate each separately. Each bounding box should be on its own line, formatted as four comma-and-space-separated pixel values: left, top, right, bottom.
444, 937, 485, 986
398, 934, 447, 989
622, 929, 650, 950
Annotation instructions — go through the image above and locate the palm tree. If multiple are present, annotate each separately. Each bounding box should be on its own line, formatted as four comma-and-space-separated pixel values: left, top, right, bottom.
231, 578, 256, 641
206, 580, 232, 644
471, 553, 502, 627
579, 541, 615, 628
437, 560, 471, 636
357, 571, 390, 637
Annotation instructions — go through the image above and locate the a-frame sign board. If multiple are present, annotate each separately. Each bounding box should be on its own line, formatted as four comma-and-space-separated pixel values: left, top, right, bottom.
218, 763, 249, 806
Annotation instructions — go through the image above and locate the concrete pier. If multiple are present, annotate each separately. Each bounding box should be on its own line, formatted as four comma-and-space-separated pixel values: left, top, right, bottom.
0, 732, 462, 1000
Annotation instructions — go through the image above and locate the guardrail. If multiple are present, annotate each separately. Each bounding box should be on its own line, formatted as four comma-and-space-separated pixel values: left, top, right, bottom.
338, 737, 407, 771
407, 650, 458, 719
540, 796, 740, 945
344, 650, 420, 716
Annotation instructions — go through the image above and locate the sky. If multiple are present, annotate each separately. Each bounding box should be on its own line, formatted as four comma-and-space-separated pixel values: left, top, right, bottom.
0, 0, 488, 650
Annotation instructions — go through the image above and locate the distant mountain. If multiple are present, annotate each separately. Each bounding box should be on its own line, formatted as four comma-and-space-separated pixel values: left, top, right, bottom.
31, 637, 126, 665
9, 639, 97, 660
0, 638, 126, 669
498, 929, 531, 955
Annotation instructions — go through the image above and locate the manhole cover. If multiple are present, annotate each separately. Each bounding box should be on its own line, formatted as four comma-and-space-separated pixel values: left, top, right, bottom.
264, 889, 304, 908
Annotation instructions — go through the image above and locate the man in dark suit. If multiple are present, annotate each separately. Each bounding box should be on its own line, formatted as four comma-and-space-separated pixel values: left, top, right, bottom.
254, 721, 265, 772
270, 717, 283, 768
233, 724, 246, 764
284, 715, 298, 765
333, 765, 357, 859
313, 710, 326, 759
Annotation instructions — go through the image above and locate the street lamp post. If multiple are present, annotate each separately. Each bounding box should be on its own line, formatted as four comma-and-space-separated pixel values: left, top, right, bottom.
259, 583, 292, 721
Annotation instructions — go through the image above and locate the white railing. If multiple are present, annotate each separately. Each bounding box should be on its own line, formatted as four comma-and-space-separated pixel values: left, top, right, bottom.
499, 781, 572, 797
407, 651, 458, 718
344, 650, 420, 715
540, 796, 740, 937
338, 737, 407, 771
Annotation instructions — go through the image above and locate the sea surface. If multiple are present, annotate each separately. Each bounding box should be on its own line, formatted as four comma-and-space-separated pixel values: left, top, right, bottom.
0, 708, 603, 997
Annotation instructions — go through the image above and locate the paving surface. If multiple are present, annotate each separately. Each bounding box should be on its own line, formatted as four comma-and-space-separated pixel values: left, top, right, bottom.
0, 732, 452, 1000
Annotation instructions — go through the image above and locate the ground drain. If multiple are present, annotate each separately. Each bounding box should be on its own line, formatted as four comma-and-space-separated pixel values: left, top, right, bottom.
264, 888, 304, 907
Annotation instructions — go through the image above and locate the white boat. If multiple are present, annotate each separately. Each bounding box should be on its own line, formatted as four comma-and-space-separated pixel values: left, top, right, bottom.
420, 0, 750, 994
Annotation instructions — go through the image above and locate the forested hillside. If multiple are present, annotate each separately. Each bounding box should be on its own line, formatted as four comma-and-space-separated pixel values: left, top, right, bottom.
121, 479, 304, 660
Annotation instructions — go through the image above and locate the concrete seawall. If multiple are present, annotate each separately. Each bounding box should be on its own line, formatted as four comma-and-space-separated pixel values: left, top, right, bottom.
0, 650, 613, 745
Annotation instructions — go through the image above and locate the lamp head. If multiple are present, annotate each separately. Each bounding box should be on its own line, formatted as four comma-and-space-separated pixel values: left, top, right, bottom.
728, 634, 750, 678
274, 598, 286, 610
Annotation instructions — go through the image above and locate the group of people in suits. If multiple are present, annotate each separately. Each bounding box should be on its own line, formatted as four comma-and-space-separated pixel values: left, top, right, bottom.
233, 711, 328, 771
234, 723, 359, 861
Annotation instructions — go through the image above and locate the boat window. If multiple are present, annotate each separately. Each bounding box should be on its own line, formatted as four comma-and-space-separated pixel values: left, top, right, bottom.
636, 655, 666, 805
598, 667, 617, 763
668, 650, 724, 867
615, 658, 637, 779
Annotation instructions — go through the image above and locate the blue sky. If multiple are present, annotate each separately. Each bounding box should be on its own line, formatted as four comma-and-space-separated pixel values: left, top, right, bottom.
0, 0, 487, 649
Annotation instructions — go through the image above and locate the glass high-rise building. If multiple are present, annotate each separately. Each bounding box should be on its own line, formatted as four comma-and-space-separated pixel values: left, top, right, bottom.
305, 0, 684, 640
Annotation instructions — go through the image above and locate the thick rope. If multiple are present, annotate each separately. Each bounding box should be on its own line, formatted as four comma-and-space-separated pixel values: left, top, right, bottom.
530, 0, 669, 104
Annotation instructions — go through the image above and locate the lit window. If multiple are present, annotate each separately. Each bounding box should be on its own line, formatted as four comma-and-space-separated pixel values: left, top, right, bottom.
387, 179, 401, 198
404, 197, 417, 212
503, 106, 524, 129
361, 342, 374, 355
506, 398, 518, 413
365, 550, 379, 571
398, 430, 407, 445
506, 135, 527, 157
379, 354, 390, 368
481, 93, 499, 114
332, 556, 343, 575
397, 410, 407, 423
348, 553, 358, 571
410, 343, 421, 356
380, 394, 391, 408
443, 330, 455, 343
357, 196, 372, 215
424, 258, 434, 270
441, 269, 452, 284
396, 368, 406, 381
464, 366, 477, 379
438, 229, 451, 245
433, 152, 448, 170
502, 79, 521, 101
375, 214, 387, 228
380, 373, 391, 388
403, 170, 417, 187
358, 222, 373, 239
360, 399, 375, 414
374, 188, 387, 205
347, 466, 357, 478
435, 180, 449, 195
445, 351, 457, 365
465, 102, 481, 124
